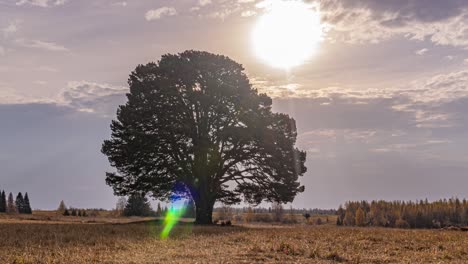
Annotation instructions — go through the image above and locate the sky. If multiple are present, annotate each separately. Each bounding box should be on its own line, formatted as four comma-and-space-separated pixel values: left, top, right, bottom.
1, 0, 468, 210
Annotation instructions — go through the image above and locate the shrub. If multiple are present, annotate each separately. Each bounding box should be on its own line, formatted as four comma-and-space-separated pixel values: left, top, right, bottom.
315, 218, 323, 225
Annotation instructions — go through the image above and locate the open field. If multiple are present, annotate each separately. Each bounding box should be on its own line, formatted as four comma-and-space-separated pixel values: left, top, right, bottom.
1, 215, 467, 263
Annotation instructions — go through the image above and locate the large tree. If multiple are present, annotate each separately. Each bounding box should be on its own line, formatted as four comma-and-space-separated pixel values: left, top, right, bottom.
102, 50, 306, 224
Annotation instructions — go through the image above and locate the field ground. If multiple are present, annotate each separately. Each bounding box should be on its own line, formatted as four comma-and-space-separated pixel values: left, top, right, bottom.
1, 213, 467, 263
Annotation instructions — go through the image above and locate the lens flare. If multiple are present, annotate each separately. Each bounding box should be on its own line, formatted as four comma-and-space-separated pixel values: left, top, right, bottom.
160, 199, 187, 239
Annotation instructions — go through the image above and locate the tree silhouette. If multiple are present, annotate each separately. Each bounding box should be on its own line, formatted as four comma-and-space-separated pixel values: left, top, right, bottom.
0, 190, 6, 213
57, 200, 67, 213
102, 50, 307, 224
7, 192, 16, 213
23, 193, 32, 214
123, 194, 152, 217
16, 192, 24, 214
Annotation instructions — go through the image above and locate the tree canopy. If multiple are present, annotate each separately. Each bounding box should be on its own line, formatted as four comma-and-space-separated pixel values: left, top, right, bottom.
102, 50, 307, 224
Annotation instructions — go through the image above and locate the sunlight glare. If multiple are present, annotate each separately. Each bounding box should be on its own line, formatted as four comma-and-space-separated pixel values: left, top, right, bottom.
252, 0, 323, 69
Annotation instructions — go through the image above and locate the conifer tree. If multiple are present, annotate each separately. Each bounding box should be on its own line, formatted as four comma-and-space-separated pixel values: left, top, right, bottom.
0, 190, 6, 213
16, 192, 24, 214
7, 192, 16, 213
71, 208, 77, 216
123, 194, 152, 217
63, 209, 70, 216
58, 200, 67, 214
23, 193, 32, 214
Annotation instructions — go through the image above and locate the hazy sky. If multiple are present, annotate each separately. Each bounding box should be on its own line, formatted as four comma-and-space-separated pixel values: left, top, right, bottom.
1, 0, 468, 210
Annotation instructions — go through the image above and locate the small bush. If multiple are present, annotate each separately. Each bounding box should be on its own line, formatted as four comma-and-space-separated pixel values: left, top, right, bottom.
315, 218, 323, 225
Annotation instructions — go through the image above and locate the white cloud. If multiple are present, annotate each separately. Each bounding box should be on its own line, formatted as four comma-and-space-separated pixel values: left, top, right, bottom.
145, 7, 177, 21
59, 81, 128, 115
34, 80, 47, 85
415, 48, 429, 56
198, 0, 211, 6
2, 20, 20, 37
16, 39, 68, 52
319, 1, 468, 49
36, 66, 59, 72
241, 10, 256, 17
0, 86, 52, 105
54, 0, 66, 5
16, 0, 66, 7
112, 1, 127, 7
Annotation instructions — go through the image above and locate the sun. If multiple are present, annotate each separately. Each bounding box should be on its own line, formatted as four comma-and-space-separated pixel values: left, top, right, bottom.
252, 0, 323, 69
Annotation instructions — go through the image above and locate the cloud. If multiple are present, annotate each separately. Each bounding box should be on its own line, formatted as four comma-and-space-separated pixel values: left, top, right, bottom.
241, 10, 256, 17
15, 39, 68, 51
415, 48, 429, 56
145, 7, 177, 21
317, 0, 468, 48
36, 66, 59, 72
0, 46, 4, 56
59, 81, 128, 115
0, 86, 52, 105
198, 0, 212, 6
191, 0, 257, 19
15, 0, 66, 7
2, 20, 20, 37
112, 1, 127, 7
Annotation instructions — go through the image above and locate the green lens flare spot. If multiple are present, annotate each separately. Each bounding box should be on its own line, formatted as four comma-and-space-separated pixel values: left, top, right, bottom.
160, 204, 186, 239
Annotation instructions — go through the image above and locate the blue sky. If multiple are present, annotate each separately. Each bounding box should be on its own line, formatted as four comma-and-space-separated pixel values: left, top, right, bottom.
1, 0, 468, 210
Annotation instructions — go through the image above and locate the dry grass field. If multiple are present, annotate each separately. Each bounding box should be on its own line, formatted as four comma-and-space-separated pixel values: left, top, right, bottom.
1, 213, 468, 263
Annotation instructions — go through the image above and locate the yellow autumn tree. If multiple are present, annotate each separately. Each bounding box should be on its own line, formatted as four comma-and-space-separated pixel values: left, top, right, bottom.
355, 207, 366, 226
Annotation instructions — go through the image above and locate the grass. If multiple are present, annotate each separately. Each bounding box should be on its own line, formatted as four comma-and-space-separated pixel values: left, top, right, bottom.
1, 213, 468, 263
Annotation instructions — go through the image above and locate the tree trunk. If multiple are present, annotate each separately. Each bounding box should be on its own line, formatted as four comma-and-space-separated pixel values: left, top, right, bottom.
195, 194, 215, 225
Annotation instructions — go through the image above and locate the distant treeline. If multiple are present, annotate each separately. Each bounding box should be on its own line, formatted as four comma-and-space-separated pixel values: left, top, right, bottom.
213, 206, 336, 215
337, 198, 468, 229
0, 189, 32, 214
